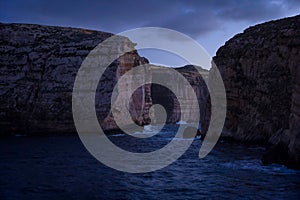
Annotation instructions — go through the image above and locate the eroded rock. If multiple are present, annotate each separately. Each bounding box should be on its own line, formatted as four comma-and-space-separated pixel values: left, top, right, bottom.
0, 23, 209, 136
0, 23, 150, 134
206, 15, 300, 168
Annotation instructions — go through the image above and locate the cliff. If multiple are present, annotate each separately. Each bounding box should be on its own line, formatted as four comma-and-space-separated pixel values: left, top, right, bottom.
0, 23, 150, 135
208, 15, 300, 168
151, 65, 209, 126
0, 23, 208, 135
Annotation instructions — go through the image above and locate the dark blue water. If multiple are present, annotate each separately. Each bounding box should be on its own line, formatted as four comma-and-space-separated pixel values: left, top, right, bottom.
0, 124, 299, 199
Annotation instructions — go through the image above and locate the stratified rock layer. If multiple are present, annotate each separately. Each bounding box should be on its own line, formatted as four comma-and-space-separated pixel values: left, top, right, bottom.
209, 15, 300, 168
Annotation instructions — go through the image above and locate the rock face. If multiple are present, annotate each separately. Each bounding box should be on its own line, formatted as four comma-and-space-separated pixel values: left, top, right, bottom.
0, 23, 150, 134
150, 65, 209, 126
0, 23, 208, 135
208, 15, 300, 168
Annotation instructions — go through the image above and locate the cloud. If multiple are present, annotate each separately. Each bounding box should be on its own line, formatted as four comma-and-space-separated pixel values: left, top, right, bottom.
1, 0, 299, 38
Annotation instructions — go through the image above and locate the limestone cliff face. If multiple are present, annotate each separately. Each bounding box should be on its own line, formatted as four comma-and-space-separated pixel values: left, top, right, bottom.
0, 23, 150, 134
208, 15, 300, 167
0, 23, 208, 135
150, 65, 209, 126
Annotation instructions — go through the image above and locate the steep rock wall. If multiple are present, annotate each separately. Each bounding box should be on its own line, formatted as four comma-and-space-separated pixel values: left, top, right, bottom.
208, 15, 300, 167
150, 65, 209, 126
0, 23, 208, 135
0, 23, 150, 134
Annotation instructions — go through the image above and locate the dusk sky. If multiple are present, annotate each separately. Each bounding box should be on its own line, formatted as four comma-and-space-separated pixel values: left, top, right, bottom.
1, 0, 300, 68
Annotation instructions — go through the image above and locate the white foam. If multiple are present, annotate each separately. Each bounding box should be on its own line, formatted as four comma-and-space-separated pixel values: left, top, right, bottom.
176, 120, 187, 124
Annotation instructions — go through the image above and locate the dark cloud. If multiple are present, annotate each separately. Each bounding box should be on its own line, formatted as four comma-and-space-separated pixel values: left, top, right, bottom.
0, 0, 299, 38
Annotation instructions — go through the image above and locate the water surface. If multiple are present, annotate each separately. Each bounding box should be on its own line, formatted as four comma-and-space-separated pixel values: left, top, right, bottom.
0, 125, 299, 199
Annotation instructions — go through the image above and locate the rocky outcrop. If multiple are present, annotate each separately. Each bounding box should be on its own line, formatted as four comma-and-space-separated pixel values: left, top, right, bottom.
150, 65, 209, 126
207, 15, 300, 168
0, 23, 208, 135
0, 23, 150, 135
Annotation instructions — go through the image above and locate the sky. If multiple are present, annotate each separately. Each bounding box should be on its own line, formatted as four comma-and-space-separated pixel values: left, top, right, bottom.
1, 0, 300, 69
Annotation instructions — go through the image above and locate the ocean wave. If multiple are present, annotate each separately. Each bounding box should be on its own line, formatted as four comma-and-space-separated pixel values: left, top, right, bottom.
221, 159, 300, 175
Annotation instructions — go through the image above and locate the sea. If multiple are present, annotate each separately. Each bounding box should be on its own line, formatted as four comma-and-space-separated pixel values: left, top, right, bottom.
0, 124, 299, 199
